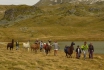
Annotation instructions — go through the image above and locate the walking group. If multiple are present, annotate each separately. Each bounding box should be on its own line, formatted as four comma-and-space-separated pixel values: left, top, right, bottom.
15, 39, 94, 59
76, 41, 94, 59
36, 39, 59, 56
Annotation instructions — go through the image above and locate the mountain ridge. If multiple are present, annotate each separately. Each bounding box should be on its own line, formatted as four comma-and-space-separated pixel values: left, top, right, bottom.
35, 0, 104, 6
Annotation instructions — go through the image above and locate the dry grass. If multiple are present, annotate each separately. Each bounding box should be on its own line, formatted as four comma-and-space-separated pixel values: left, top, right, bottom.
0, 43, 104, 70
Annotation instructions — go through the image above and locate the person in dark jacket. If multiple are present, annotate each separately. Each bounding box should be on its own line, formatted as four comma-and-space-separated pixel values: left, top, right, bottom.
16, 40, 19, 50
88, 43, 94, 59
76, 45, 81, 59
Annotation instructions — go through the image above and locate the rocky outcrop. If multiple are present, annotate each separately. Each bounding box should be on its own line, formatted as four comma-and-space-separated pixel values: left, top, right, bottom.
36, 0, 104, 6
3, 5, 43, 21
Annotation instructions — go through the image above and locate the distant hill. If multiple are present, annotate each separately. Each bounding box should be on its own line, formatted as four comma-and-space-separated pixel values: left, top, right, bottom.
36, 0, 104, 6
0, 0, 104, 41
1, 1, 104, 24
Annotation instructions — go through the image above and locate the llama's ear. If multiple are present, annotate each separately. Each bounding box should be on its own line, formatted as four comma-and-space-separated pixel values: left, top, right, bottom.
12, 39, 14, 41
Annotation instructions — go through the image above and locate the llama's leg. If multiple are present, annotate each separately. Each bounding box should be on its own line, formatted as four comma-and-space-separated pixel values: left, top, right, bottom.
35, 50, 37, 53
66, 54, 69, 58
28, 48, 29, 52
89, 52, 91, 58
66, 53, 68, 57
31, 48, 32, 51
54, 50, 55, 56
70, 54, 72, 58
46, 51, 47, 56
10, 47, 13, 50
46, 51, 48, 56
49, 49, 50, 53
92, 52, 93, 59
7, 46, 8, 50
45, 50, 47, 55
47, 50, 49, 55
66, 53, 67, 56
66, 53, 70, 58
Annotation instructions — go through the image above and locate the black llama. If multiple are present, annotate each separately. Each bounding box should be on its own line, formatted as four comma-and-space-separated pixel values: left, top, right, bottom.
7, 39, 14, 50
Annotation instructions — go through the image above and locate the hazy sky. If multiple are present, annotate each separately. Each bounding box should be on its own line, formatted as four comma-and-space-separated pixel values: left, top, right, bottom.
0, 0, 40, 6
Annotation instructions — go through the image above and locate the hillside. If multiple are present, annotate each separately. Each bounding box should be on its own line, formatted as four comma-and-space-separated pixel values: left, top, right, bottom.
0, 2, 104, 41
1, 2, 104, 23
0, 43, 104, 70
0, 5, 17, 19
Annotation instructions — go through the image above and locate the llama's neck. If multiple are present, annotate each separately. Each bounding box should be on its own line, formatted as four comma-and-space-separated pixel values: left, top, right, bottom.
12, 39, 14, 44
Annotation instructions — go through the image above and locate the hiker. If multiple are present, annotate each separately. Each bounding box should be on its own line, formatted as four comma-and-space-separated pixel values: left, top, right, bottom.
76, 45, 81, 59
52, 41, 59, 56
81, 42, 88, 59
16, 40, 19, 50
88, 43, 94, 59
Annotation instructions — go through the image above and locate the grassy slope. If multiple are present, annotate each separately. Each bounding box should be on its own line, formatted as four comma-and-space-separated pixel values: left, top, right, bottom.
0, 43, 104, 70
0, 16, 104, 41
0, 3, 104, 41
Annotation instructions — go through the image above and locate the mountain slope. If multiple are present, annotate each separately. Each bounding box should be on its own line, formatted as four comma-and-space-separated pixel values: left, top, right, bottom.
1, 2, 104, 26
0, 2, 104, 41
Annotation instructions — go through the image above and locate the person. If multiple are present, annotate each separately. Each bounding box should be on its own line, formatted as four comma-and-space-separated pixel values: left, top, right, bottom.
48, 40, 51, 46
76, 45, 81, 59
64, 45, 68, 53
52, 41, 59, 56
88, 43, 94, 59
34, 38, 39, 44
40, 41, 43, 52
81, 41, 88, 59
16, 40, 19, 50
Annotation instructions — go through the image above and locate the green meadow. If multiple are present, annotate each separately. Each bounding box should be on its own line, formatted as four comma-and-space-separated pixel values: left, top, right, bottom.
0, 3, 104, 41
